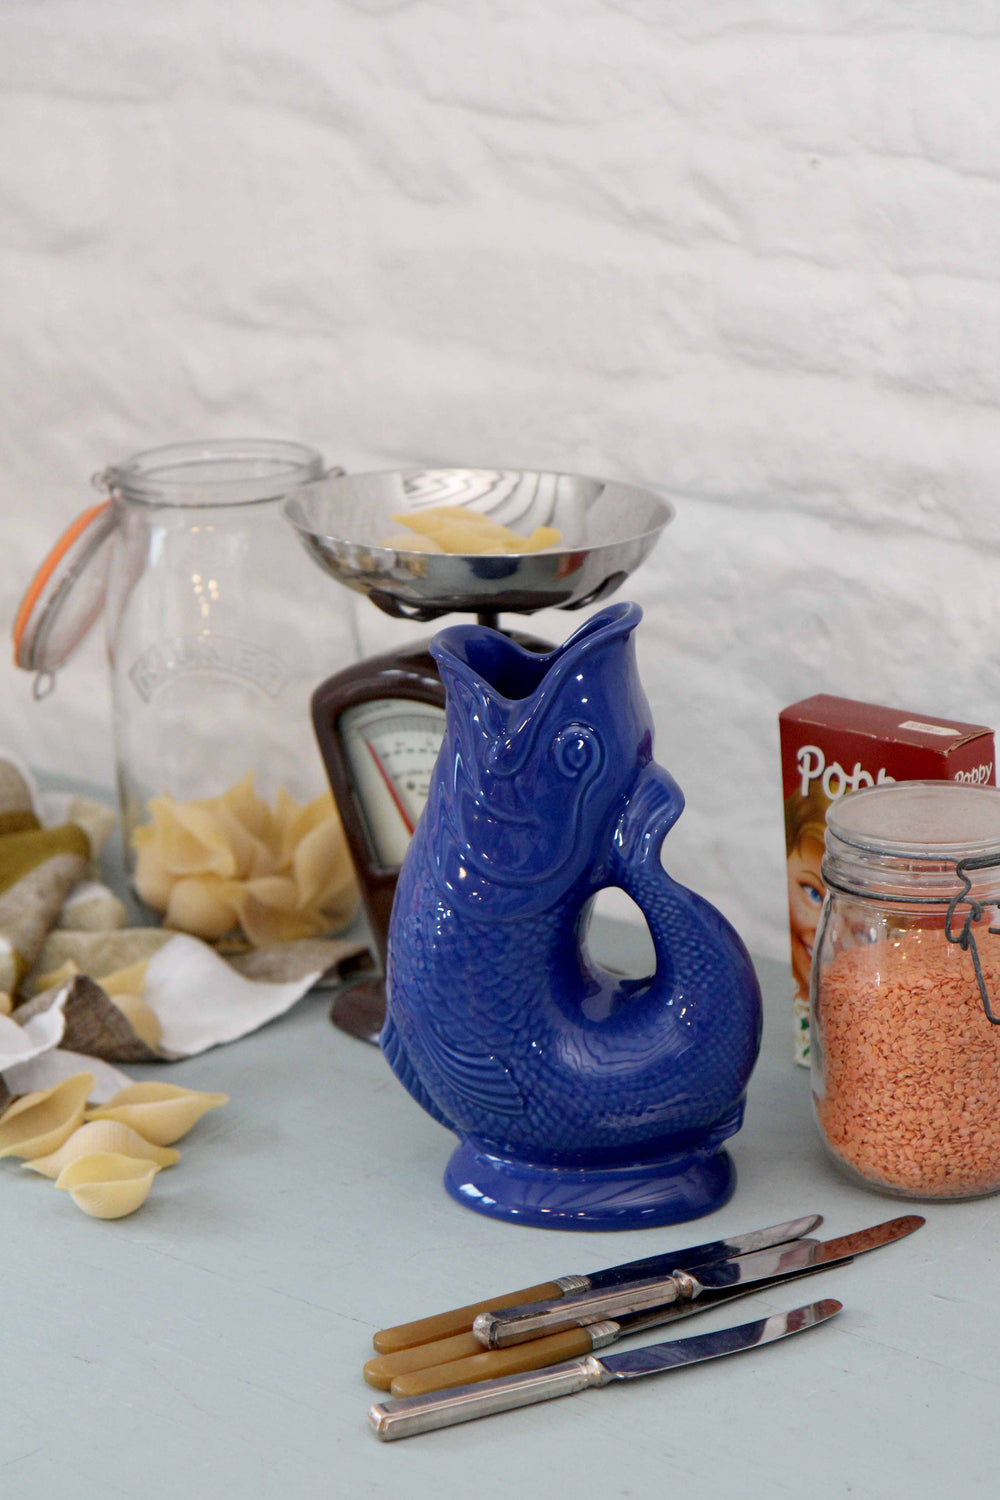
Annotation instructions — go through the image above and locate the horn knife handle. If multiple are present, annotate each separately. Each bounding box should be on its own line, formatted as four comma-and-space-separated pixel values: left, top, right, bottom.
389, 1325, 611, 1398
365, 1330, 487, 1390
372, 1281, 563, 1353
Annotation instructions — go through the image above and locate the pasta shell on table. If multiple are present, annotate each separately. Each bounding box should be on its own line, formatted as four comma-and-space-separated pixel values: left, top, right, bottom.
55, 1152, 159, 1219
23, 1119, 179, 1177
85, 1081, 228, 1145
0, 1071, 95, 1159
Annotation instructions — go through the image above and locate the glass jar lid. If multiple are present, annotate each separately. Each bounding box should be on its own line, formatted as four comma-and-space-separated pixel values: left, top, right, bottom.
823, 780, 1000, 904
828, 779, 1000, 859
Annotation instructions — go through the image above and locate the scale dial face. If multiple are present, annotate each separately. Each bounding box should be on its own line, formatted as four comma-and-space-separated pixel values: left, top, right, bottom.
338, 698, 447, 869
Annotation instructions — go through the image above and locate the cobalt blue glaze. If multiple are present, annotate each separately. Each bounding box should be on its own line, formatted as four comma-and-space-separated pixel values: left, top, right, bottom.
382, 602, 763, 1230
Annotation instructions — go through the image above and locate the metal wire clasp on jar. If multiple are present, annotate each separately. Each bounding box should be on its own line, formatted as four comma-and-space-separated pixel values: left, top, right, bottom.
810, 779, 1000, 1201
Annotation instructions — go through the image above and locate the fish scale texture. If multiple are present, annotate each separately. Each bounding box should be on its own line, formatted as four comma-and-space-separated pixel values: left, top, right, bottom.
384, 815, 762, 1161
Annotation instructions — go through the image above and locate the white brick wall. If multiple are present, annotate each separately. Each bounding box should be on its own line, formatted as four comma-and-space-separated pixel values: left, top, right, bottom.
2, 1, 999, 967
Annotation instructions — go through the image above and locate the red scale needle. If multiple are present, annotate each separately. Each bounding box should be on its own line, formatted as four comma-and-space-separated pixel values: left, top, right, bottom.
364, 740, 415, 835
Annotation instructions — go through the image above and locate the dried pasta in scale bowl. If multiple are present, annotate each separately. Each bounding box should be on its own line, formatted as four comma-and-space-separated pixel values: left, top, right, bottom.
383, 506, 561, 555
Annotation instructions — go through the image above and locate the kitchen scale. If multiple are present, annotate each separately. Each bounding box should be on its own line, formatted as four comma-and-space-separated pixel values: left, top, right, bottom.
285, 467, 673, 1042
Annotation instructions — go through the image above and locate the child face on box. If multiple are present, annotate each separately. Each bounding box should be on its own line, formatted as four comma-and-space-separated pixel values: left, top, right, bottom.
788, 834, 825, 999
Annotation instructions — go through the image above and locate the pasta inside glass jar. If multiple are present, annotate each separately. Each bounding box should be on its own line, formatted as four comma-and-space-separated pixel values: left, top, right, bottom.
811, 780, 1000, 1201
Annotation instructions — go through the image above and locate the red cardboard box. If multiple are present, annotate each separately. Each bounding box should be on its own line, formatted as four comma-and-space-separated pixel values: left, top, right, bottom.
779, 694, 995, 1066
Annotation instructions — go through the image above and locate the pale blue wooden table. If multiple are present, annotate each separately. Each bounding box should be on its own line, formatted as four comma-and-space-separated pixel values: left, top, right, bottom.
0, 894, 994, 1497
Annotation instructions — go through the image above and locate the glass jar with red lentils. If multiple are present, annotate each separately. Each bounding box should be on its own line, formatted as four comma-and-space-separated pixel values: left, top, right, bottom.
811, 780, 1000, 1200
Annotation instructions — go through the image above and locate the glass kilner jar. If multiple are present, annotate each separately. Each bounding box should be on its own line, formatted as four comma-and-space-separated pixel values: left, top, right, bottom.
15, 440, 361, 947
811, 780, 1000, 1200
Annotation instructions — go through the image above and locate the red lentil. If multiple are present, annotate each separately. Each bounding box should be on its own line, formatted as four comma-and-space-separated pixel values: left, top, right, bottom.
814, 925, 1000, 1198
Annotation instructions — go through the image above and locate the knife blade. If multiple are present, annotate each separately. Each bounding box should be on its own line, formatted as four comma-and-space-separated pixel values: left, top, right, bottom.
370, 1212, 822, 1354
476, 1214, 923, 1348
368, 1297, 843, 1440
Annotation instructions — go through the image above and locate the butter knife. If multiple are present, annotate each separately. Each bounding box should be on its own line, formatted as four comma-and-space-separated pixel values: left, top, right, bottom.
369, 1298, 842, 1440
370, 1212, 822, 1354
366, 1241, 821, 1391
384, 1258, 827, 1398
476, 1214, 923, 1348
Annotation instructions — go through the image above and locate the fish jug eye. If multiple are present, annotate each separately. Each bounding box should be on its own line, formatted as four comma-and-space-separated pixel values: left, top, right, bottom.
551, 725, 600, 778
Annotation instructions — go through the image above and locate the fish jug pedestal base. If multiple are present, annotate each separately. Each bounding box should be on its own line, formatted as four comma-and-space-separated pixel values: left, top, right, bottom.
442, 1138, 736, 1232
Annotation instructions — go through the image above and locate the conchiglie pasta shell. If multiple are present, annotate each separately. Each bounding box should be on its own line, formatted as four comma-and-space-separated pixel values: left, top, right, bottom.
163, 875, 239, 940
131, 826, 176, 912
275, 789, 335, 868
211, 800, 275, 880
224, 881, 321, 946
23, 1119, 179, 1178
152, 796, 240, 879
86, 1081, 228, 1145
292, 815, 347, 908
0, 1072, 95, 1159
55, 1152, 159, 1219
218, 771, 277, 849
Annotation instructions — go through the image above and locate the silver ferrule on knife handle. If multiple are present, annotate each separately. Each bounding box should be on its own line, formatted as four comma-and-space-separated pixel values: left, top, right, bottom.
369, 1356, 609, 1441
553, 1274, 591, 1295
475, 1270, 699, 1349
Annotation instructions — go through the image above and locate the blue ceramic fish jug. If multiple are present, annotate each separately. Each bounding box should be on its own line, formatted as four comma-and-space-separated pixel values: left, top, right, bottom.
382, 603, 762, 1230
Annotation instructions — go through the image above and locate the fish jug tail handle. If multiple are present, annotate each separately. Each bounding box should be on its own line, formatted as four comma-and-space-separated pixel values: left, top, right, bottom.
609, 762, 762, 1032
608, 763, 704, 971
611, 762, 685, 873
